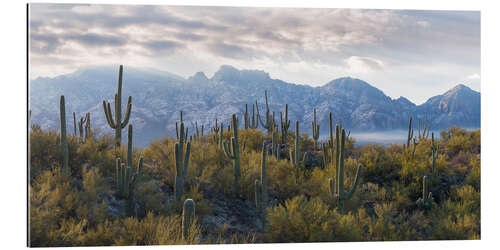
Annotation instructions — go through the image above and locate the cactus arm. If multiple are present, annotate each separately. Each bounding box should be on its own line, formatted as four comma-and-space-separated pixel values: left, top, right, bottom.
127, 124, 133, 167
343, 164, 363, 200
121, 96, 132, 128
103, 101, 116, 128
222, 140, 235, 159
59, 95, 69, 175
184, 142, 191, 175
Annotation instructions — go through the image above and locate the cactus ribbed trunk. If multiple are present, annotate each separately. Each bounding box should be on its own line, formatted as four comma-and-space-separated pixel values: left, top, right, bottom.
222, 114, 241, 194
60, 96, 69, 176
182, 199, 196, 241
175, 122, 191, 201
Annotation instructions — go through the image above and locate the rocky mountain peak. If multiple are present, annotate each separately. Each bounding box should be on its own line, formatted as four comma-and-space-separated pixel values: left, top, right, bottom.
188, 71, 209, 83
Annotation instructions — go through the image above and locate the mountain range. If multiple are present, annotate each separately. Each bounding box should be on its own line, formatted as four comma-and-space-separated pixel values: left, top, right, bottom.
29, 65, 481, 147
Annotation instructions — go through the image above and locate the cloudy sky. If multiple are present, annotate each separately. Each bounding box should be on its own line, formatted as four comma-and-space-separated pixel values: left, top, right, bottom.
29, 4, 480, 104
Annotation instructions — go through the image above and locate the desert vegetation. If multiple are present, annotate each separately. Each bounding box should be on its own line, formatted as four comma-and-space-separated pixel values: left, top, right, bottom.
28, 66, 480, 246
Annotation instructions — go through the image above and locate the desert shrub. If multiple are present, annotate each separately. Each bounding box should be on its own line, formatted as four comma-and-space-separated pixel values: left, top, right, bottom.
465, 155, 480, 190
356, 144, 400, 184
264, 195, 364, 242
114, 212, 201, 245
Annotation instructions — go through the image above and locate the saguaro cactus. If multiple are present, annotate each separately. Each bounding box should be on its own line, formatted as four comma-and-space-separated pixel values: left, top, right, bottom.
418, 117, 430, 140
289, 121, 302, 183
115, 125, 143, 199
416, 175, 434, 209
176, 112, 189, 142
256, 90, 275, 134
255, 142, 268, 224
312, 108, 320, 150
244, 104, 250, 129
182, 199, 196, 241
212, 119, 224, 150
73, 112, 77, 140
328, 120, 362, 212
251, 103, 258, 129
223, 114, 242, 194
280, 104, 290, 144
431, 132, 440, 174
60, 95, 69, 176
103, 65, 132, 148
405, 116, 414, 150
175, 121, 191, 201
271, 130, 280, 161
76, 112, 91, 143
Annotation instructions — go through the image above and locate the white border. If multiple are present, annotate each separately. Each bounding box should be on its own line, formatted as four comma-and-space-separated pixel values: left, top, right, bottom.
2, 0, 497, 249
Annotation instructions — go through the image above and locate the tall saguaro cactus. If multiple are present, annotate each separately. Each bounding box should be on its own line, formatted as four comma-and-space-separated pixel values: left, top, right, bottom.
431, 132, 440, 175
256, 90, 275, 134
328, 118, 362, 212
289, 121, 302, 183
223, 114, 242, 194
60, 96, 69, 176
182, 199, 196, 241
175, 121, 191, 201
405, 116, 414, 150
312, 108, 320, 150
251, 103, 258, 129
280, 104, 290, 144
418, 117, 430, 140
255, 142, 268, 225
416, 175, 434, 209
103, 65, 132, 148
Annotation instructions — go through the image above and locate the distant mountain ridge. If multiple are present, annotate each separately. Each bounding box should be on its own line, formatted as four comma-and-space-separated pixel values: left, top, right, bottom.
29, 65, 481, 146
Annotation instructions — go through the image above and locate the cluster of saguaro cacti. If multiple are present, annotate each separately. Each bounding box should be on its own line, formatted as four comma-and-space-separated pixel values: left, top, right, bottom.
115, 125, 143, 199
255, 142, 268, 226
289, 121, 302, 183
193, 121, 204, 141
327, 113, 363, 212
271, 130, 281, 161
73, 112, 91, 144
416, 175, 434, 209
60, 95, 70, 176
182, 199, 196, 240
175, 120, 191, 201
312, 108, 320, 150
256, 90, 275, 134
418, 117, 430, 140
244, 103, 258, 129
211, 118, 224, 150
223, 114, 246, 194
403, 116, 419, 157
431, 132, 440, 174
103, 65, 132, 149
321, 112, 335, 169
280, 104, 290, 144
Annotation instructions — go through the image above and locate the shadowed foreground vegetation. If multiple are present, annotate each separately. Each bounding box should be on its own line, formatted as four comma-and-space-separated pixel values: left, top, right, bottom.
29, 122, 480, 246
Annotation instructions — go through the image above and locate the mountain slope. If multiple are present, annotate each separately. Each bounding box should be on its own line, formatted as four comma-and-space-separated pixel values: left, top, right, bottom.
29, 65, 481, 146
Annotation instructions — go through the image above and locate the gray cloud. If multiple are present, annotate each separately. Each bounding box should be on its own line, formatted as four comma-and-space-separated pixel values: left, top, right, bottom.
28, 4, 480, 104
143, 40, 185, 54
